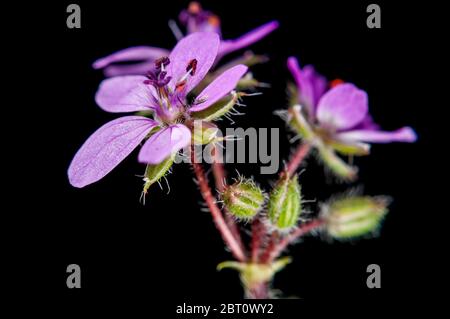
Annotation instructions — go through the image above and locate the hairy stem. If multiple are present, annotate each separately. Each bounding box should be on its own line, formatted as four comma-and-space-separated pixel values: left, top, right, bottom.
266, 219, 324, 263
250, 219, 265, 263
260, 232, 280, 263
285, 142, 311, 177
191, 146, 247, 262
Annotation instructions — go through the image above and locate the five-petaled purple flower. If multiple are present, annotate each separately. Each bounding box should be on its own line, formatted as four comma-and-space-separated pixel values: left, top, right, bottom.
68, 32, 248, 188
92, 2, 278, 77
287, 56, 417, 148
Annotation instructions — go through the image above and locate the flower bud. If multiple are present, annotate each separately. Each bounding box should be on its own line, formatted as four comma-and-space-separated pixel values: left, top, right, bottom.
192, 120, 219, 145
267, 175, 302, 231
142, 155, 174, 196
222, 179, 265, 220
322, 196, 390, 239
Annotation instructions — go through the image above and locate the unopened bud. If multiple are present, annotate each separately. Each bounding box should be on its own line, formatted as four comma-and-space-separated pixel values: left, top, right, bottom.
222, 179, 265, 220
267, 175, 302, 231
192, 120, 219, 145
322, 196, 390, 239
142, 155, 174, 196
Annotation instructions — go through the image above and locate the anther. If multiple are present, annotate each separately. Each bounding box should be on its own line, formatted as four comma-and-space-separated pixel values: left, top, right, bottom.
187, 59, 198, 76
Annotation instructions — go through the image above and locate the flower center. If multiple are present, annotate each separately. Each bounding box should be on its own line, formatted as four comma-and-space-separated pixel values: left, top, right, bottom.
143, 57, 198, 124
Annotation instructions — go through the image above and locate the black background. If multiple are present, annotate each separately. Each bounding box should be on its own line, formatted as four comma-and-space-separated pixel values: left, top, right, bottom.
8, 0, 442, 315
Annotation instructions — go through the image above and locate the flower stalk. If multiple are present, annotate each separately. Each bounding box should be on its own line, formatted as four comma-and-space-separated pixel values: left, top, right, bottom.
191, 145, 247, 262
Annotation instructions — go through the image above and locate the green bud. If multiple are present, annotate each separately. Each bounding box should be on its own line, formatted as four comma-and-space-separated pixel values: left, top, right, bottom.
323, 196, 390, 239
192, 121, 219, 145
267, 175, 302, 231
222, 179, 265, 220
142, 155, 174, 196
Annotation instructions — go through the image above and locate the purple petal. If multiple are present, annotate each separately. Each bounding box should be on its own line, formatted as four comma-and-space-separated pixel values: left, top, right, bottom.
103, 61, 156, 77
92, 46, 170, 69
138, 124, 191, 164
303, 65, 327, 108
316, 83, 368, 130
167, 32, 220, 93
68, 116, 158, 188
287, 57, 321, 115
95, 76, 158, 113
218, 21, 279, 58
351, 114, 380, 131
337, 127, 417, 143
190, 64, 248, 112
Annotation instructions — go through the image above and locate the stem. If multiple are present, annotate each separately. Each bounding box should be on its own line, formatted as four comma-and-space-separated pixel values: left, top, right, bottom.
250, 219, 265, 263
266, 219, 324, 263
260, 232, 279, 263
211, 147, 246, 254
191, 147, 247, 262
285, 142, 311, 177
245, 282, 270, 299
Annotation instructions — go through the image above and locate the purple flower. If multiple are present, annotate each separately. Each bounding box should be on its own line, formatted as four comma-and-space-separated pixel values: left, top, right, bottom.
287, 56, 417, 146
69, 32, 248, 188
92, 2, 278, 77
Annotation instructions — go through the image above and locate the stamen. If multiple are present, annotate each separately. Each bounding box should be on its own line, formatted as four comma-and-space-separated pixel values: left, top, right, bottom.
208, 15, 220, 27
330, 78, 344, 88
176, 59, 198, 90
155, 56, 170, 70
188, 2, 201, 14
187, 59, 198, 76
175, 81, 187, 92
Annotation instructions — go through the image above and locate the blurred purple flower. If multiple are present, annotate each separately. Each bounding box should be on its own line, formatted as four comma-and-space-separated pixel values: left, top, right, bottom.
69, 32, 248, 188
287, 56, 417, 146
92, 2, 278, 77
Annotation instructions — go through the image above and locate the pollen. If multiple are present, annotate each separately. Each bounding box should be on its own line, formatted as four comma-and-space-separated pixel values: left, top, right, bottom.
330, 78, 344, 88
188, 1, 201, 14
208, 15, 220, 27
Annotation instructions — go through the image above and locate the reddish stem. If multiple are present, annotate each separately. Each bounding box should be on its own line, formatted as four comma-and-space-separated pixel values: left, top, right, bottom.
260, 232, 279, 263
246, 282, 270, 299
191, 148, 247, 262
285, 143, 311, 177
250, 219, 266, 263
266, 219, 324, 263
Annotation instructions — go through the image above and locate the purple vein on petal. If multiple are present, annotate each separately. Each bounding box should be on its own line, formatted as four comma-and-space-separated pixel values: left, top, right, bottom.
68, 116, 158, 188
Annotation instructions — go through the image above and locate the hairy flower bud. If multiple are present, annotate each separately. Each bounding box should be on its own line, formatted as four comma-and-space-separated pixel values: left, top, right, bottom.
222, 179, 265, 219
322, 196, 390, 239
192, 120, 219, 145
267, 175, 302, 231
141, 155, 174, 197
